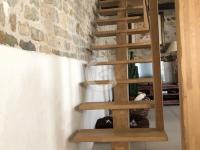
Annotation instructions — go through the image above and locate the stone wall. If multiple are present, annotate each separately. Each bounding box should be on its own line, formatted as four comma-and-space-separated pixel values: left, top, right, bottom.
0, 0, 97, 61
132, 8, 176, 56
163, 10, 176, 44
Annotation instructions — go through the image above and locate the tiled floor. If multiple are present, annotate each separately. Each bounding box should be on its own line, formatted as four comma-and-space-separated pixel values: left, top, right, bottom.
93, 106, 182, 150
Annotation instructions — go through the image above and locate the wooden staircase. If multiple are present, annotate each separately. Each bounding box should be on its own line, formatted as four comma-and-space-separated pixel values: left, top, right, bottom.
71, 0, 167, 149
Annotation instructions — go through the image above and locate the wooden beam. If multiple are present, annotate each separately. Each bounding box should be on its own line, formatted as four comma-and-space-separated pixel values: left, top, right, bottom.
149, 0, 164, 130
112, 0, 130, 149
176, 0, 200, 149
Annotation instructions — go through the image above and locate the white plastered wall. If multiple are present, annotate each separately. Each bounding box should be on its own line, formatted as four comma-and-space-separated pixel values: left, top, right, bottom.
0, 45, 112, 150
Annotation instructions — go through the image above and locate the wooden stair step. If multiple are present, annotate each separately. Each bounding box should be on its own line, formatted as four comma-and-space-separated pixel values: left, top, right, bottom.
99, 0, 120, 7
81, 78, 153, 86
72, 129, 168, 142
99, 0, 143, 8
95, 28, 149, 37
96, 16, 143, 26
76, 101, 154, 111
92, 58, 152, 66
99, 6, 144, 16
92, 42, 151, 50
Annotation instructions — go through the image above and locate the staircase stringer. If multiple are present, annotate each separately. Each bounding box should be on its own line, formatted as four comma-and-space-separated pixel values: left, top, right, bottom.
149, 0, 165, 130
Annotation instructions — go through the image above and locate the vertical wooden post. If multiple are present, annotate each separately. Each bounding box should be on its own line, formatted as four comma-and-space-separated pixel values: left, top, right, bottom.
176, 0, 200, 149
112, 0, 130, 149
149, 0, 164, 130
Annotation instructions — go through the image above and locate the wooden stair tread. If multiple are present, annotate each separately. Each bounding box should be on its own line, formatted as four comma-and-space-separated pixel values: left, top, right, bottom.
76, 101, 154, 110
99, 6, 144, 16
95, 28, 149, 37
99, 0, 120, 7
92, 42, 151, 50
72, 129, 168, 142
96, 16, 143, 26
81, 78, 153, 86
99, 0, 143, 8
92, 59, 152, 65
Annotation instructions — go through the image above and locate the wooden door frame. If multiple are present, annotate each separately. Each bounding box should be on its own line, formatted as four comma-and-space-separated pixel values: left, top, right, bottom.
176, 0, 200, 149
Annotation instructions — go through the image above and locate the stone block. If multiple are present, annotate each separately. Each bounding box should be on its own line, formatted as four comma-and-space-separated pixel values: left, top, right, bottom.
40, 5, 59, 22
39, 44, 52, 53
43, 0, 62, 9
54, 25, 68, 39
18, 22, 30, 36
31, 27, 44, 41
7, 0, 18, 7
30, 0, 40, 8
9, 14, 17, 32
19, 40, 36, 51
0, 31, 18, 46
0, 3, 5, 26
24, 5, 39, 21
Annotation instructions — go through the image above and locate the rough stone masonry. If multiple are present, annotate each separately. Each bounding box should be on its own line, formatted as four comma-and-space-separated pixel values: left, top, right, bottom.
0, 0, 97, 61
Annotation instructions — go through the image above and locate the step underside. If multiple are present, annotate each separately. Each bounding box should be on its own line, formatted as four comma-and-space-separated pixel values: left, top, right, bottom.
72, 129, 168, 142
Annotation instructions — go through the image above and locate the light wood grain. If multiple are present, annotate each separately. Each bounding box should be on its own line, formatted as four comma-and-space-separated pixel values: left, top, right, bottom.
176, 0, 200, 149
112, 0, 130, 149
72, 129, 168, 142
149, 0, 164, 130
76, 101, 155, 110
